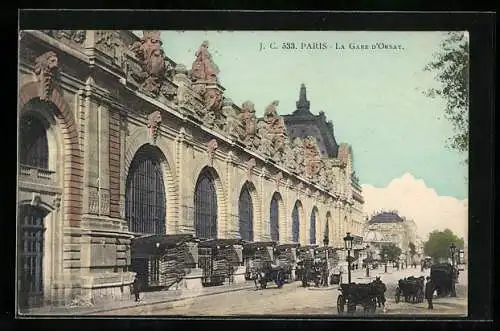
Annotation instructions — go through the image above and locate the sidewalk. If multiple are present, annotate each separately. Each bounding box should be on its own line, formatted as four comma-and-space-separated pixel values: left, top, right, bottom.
20, 281, 256, 316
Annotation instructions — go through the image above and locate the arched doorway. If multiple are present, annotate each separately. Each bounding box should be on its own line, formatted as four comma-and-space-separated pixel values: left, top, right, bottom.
125, 145, 167, 235
292, 201, 302, 243
194, 168, 218, 240
238, 182, 254, 242
125, 145, 167, 286
18, 205, 48, 308
310, 207, 319, 245
270, 192, 281, 242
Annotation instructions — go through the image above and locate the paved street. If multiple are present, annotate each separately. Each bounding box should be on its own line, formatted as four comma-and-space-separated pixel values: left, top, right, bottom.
93, 266, 467, 316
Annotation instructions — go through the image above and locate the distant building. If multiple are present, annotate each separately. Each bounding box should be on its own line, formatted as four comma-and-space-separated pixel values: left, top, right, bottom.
363, 211, 418, 262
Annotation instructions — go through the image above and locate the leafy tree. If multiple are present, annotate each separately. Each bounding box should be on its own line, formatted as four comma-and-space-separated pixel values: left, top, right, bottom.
423, 32, 469, 164
423, 229, 464, 262
380, 244, 402, 262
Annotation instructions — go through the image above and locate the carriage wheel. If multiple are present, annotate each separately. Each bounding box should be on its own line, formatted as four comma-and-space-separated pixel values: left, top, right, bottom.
275, 271, 285, 288
395, 288, 401, 303
337, 295, 345, 314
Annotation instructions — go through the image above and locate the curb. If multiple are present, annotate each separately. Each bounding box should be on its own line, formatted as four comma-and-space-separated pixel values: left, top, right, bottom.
85, 284, 255, 315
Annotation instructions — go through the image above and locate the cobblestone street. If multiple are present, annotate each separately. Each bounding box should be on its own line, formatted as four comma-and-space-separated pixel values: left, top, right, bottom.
93, 266, 467, 316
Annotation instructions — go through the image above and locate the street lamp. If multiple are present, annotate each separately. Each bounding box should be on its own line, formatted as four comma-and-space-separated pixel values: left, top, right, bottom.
343, 232, 354, 284
449, 243, 456, 266
323, 235, 329, 287
382, 253, 388, 273
365, 244, 370, 277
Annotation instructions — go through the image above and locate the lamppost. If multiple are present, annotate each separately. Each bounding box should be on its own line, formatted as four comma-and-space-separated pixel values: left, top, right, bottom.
365, 244, 370, 277
323, 235, 329, 287
449, 243, 456, 266
382, 253, 388, 273
343, 232, 354, 284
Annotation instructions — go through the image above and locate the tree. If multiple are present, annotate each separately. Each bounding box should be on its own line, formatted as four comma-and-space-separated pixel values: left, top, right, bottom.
380, 244, 402, 262
423, 32, 469, 164
423, 229, 464, 262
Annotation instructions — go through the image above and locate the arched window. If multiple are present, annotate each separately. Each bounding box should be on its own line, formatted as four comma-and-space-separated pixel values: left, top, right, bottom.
19, 114, 49, 169
310, 209, 317, 245
238, 183, 253, 242
292, 202, 300, 243
194, 169, 218, 239
18, 205, 47, 308
270, 193, 280, 242
125, 145, 166, 235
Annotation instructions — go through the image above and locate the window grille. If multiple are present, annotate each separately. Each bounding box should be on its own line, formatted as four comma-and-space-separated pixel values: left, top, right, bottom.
194, 169, 218, 240
19, 115, 49, 169
125, 146, 166, 235
18, 205, 46, 308
238, 183, 254, 242
270, 193, 280, 242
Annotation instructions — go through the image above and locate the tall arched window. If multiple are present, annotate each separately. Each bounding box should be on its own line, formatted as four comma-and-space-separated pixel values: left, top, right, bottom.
20, 114, 49, 169
270, 193, 280, 242
310, 208, 317, 245
292, 202, 300, 243
238, 183, 253, 242
125, 145, 166, 235
194, 169, 218, 239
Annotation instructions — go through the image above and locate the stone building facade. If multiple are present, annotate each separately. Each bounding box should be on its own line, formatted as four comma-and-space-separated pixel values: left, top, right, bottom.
363, 211, 418, 255
17, 30, 364, 308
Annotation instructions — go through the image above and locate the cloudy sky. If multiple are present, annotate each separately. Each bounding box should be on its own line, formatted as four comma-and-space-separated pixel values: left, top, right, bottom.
146, 30, 469, 240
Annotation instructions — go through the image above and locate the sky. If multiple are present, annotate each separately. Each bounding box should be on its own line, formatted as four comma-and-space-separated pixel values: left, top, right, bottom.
136, 30, 469, 239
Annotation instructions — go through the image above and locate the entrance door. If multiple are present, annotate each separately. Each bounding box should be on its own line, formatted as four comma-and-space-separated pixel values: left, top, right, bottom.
18, 205, 46, 308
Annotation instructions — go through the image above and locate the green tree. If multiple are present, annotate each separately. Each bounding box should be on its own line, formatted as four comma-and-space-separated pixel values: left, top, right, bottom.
423, 32, 469, 164
380, 244, 402, 262
423, 229, 464, 262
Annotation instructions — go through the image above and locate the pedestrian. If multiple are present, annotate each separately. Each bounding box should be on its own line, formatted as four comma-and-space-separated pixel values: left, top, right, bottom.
425, 276, 435, 310
132, 274, 141, 302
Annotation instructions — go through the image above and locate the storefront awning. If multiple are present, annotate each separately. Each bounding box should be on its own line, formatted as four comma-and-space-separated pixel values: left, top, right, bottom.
131, 234, 198, 254
198, 238, 246, 248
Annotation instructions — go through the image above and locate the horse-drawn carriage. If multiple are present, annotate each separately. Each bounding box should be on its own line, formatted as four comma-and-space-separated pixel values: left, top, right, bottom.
243, 241, 286, 290
430, 263, 459, 297
275, 243, 300, 283
337, 277, 387, 314
198, 238, 245, 286
296, 245, 320, 287
395, 276, 425, 303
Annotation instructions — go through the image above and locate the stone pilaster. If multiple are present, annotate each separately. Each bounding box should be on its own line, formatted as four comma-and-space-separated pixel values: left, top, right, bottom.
176, 128, 194, 234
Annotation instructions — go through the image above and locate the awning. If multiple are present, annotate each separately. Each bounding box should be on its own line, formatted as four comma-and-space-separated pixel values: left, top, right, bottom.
131, 234, 198, 254
276, 243, 300, 251
243, 241, 276, 251
198, 238, 247, 248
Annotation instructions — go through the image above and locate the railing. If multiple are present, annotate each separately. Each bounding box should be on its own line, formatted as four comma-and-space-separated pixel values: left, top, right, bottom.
19, 164, 57, 186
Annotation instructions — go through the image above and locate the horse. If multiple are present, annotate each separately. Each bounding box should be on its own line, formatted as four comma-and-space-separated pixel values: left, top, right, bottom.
248, 267, 264, 290
372, 276, 387, 309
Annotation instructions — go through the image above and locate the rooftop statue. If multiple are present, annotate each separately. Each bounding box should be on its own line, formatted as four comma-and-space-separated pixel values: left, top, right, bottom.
191, 40, 220, 83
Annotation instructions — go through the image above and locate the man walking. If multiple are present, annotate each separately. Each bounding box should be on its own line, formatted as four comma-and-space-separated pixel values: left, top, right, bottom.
425, 276, 435, 310
132, 274, 141, 302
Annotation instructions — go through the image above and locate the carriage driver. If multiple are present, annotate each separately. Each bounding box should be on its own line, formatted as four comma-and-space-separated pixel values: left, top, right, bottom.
425, 276, 435, 310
